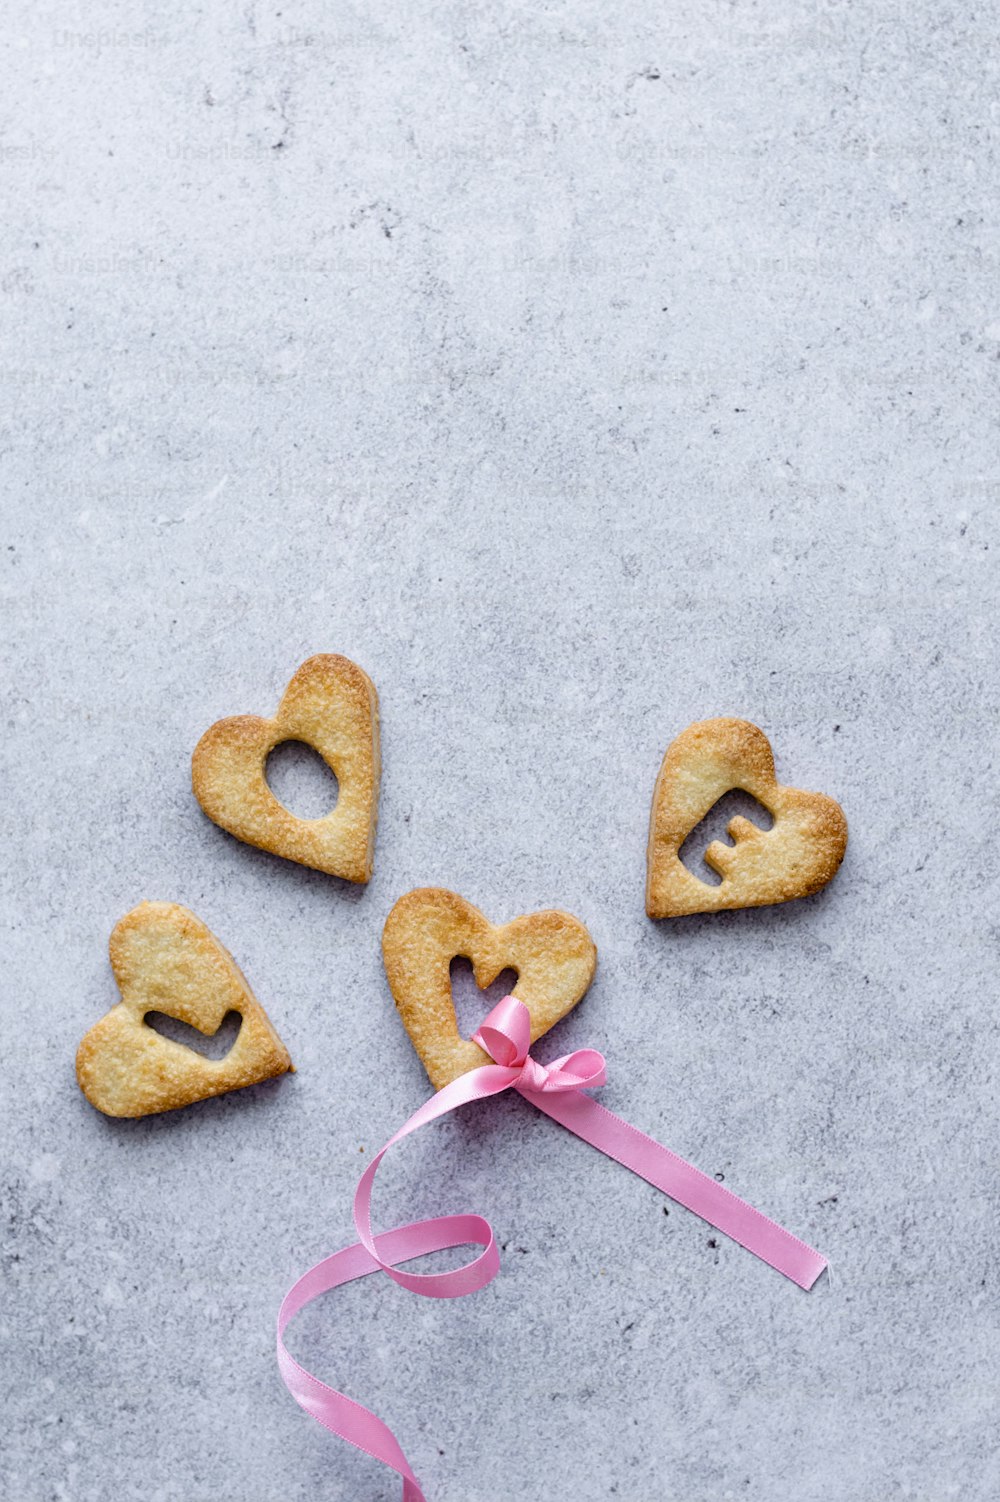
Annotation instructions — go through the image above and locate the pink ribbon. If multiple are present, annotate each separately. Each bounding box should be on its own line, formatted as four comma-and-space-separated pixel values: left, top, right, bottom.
278, 997, 827, 1499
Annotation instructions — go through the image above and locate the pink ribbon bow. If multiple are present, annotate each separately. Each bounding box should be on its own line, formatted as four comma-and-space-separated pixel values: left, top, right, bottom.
278, 998, 827, 1499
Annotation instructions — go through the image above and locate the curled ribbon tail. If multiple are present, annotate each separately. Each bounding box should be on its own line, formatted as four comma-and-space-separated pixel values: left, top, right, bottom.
352, 1062, 516, 1297
277, 1216, 497, 1502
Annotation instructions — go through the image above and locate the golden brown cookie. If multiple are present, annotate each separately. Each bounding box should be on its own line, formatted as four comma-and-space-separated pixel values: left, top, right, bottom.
646, 718, 847, 918
76, 902, 292, 1118
382, 888, 597, 1089
192, 654, 379, 883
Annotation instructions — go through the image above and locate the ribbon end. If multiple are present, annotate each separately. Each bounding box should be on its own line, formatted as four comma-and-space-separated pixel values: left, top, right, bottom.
795, 1252, 829, 1292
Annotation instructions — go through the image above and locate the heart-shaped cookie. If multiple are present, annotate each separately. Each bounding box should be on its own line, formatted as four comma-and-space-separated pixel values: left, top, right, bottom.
646, 717, 847, 917
76, 902, 293, 1118
192, 654, 380, 883
382, 888, 597, 1089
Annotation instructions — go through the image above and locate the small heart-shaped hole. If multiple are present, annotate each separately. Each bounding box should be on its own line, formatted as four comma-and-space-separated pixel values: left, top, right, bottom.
679, 789, 775, 886
144, 1009, 243, 1061
265, 739, 339, 819
450, 957, 519, 1041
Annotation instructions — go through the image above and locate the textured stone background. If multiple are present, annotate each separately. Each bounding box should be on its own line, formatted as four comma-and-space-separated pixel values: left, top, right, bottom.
2, 2, 998, 1498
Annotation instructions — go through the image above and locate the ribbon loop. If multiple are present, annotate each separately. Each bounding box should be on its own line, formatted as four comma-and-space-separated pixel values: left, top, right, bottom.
521, 1047, 608, 1093
471, 993, 532, 1068
472, 998, 607, 1093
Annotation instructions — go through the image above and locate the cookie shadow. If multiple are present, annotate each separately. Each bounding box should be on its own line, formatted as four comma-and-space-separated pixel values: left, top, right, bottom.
79, 1069, 293, 1138
647, 874, 843, 945
194, 811, 368, 906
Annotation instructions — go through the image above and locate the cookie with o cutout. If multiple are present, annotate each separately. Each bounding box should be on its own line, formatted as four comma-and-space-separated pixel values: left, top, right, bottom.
192, 654, 379, 882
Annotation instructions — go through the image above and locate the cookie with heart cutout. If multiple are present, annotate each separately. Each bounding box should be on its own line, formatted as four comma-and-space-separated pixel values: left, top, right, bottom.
382, 887, 597, 1090
192, 654, 380, 883
76, 902, 292, 1118
646, 718, 847, 918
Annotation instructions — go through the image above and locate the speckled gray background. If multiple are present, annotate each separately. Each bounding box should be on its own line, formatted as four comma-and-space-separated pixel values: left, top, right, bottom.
2, 2, 999, 1498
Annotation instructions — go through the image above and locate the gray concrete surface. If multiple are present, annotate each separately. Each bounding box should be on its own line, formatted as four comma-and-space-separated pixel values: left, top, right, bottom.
2, 1, 999, 1498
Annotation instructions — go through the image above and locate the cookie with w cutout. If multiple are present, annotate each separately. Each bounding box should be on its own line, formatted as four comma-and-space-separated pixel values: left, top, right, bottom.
383, 888, 597, 1089
76, 902, 292, 1118
646, 717, 847, 917
192, 654, 379, 882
